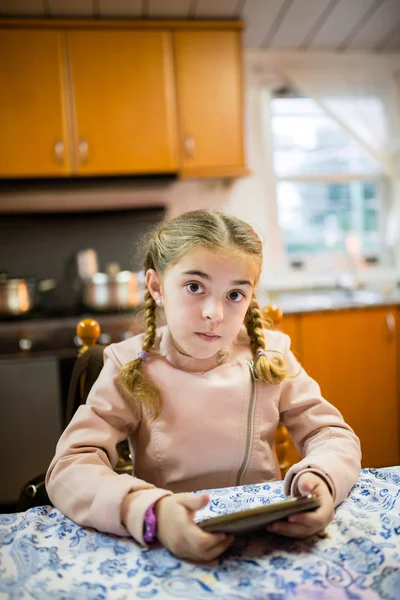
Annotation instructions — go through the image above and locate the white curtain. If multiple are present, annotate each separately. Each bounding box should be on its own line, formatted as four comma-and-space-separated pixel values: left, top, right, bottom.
281, 65, 400, 268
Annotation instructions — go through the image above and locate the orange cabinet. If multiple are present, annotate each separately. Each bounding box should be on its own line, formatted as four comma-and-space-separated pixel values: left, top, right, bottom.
174, 30, 247, 178
0, 29, 70, 177
261, 309, 302, 469
67, 30, 178, 176
277, 313, 301, 361
0, 21, 247, 180
300, 307, 399, 469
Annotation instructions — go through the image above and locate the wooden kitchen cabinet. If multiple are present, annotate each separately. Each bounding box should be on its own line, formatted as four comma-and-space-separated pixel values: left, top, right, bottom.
0, 20, 247, 180
300, 307, 399, 469
67, 30, 178, 175
261, 308, 302, 468
174, 30, 247, 178
0, 29, 70, 177
277, 313, 301, 361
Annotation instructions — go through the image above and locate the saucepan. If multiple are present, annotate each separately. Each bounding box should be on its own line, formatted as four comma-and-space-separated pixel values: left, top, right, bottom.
80, 269, 145, 312
0, 274, 57, 316
70, 249, 145, 312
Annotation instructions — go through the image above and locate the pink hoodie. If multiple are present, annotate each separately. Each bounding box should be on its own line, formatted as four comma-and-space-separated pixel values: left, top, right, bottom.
46, 325, 361, 545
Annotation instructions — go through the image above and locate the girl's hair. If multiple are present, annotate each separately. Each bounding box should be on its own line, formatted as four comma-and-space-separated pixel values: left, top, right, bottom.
119, 210, 287, 419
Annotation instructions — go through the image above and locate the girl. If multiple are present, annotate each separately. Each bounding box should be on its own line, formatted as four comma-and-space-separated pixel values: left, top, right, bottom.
46, 210, 361, 562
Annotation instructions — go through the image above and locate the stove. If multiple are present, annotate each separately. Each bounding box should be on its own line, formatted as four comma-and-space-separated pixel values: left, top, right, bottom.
0, 311, 145, 358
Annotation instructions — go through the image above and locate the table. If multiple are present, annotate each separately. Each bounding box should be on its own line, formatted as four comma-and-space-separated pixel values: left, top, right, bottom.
1, 467, 399, 599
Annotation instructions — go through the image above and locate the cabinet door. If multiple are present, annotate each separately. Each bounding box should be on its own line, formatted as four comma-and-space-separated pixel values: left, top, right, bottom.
301, 308, 399, 468
0, 29, 69, 177
67, 30, 178, 175
278, 313, 301, 361
174, 30, 245, 177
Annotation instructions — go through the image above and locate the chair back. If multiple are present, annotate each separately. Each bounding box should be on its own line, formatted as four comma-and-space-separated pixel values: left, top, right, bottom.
69, 319, 132, 470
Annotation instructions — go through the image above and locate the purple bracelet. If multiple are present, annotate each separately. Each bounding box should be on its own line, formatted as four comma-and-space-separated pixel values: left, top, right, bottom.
143, 501, 158, 543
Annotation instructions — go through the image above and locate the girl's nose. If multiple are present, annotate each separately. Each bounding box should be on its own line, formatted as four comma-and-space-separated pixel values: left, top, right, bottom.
202, 299, 223, 322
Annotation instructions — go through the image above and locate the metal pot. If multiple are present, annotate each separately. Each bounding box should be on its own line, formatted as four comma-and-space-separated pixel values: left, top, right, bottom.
81, 270, 145, 312
0, 275, 57, 316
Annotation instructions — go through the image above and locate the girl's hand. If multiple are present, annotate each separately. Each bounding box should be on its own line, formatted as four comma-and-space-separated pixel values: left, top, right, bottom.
266, 472, 334, 539
155, 492, 235, 561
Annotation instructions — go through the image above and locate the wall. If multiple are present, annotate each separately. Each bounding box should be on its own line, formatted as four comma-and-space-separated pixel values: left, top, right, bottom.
0, 206, 165, 312
0, 174, 273, 286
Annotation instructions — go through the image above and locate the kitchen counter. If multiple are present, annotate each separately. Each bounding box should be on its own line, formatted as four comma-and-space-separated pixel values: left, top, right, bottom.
257, 288, 400, 315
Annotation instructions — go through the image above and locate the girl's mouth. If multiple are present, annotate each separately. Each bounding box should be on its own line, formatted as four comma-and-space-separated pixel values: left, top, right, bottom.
195, 332, 221, 343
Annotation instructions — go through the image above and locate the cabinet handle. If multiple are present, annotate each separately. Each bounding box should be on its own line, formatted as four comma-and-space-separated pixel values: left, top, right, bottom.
54, 140, 64, 164
386, 313, 396, 341
184, 135, 195, 159
78, 138, 89, 164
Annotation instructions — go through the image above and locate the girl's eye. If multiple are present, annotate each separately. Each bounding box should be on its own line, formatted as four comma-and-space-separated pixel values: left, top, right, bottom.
186, 282, 203, 294
228, 290, 245, 302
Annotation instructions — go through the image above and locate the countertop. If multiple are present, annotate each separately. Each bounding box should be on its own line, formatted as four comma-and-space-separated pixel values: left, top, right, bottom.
256, 288, 400, 315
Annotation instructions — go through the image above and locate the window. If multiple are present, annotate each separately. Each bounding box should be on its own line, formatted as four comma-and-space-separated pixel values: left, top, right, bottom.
269, 91, 382, 264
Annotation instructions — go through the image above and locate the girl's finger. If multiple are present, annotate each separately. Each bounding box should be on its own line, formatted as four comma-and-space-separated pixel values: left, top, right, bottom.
267, 520, 315, 538
297, 473, 331, 499
182, 533, 233, 563
287, 508, 330, 527
205, 533, 235, 552
200, 535, 235, 562
192, 528, 233, 552
178, 492, 210, 512
297, 477, 318, 495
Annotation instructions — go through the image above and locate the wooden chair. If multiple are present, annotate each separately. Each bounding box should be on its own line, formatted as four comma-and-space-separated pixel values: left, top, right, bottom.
66, 319, 132, 474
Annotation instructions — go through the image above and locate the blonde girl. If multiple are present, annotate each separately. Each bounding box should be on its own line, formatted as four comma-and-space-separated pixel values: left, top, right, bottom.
46, 209, 361, 562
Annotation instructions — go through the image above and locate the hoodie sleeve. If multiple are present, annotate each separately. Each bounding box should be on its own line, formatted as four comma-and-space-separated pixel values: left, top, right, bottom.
279, 335, 361, 506
45, 345, 172, 545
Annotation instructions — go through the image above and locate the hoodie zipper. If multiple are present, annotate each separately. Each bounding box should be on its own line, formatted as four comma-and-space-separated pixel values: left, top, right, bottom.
235, 360, 257, 486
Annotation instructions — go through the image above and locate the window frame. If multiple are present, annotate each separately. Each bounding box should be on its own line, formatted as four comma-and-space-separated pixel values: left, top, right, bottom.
268, 89, 387, 271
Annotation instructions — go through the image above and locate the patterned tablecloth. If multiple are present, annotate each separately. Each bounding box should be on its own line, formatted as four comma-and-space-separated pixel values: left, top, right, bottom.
1, 467, 399, 600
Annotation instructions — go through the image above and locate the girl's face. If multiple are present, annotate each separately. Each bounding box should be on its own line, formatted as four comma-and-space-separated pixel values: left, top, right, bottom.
146, 246, 260, 359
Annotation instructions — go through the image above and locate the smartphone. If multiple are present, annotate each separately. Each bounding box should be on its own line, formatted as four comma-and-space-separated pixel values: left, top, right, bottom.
197, 494, 320, 535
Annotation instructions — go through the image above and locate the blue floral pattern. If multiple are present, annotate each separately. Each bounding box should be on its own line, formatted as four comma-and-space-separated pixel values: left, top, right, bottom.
1, 468, 399, 599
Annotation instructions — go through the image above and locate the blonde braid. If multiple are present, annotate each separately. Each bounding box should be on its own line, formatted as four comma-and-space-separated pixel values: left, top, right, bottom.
142, 288, 158, 352
245, 295, 287, 384
119, 289, 162, 420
